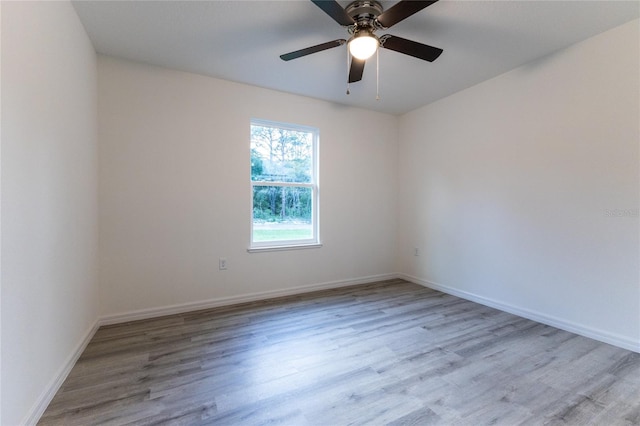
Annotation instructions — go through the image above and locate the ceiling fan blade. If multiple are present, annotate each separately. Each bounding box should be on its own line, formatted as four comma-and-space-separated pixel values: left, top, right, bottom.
376, 0, 439, 29
310, 0, 355, 26
348, 58, 365, 83
280, 39, 346, 61
380, 35, 443, 62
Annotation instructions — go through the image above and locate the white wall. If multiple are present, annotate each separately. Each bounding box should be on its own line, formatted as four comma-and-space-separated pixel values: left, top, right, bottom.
98, 56, 398, 317
1, 2, 99, 424
397, 20, 640, 351
0, 3, 4, 422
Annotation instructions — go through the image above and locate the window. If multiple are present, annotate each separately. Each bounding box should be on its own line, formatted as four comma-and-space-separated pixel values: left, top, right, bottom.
249, 119, 319, 250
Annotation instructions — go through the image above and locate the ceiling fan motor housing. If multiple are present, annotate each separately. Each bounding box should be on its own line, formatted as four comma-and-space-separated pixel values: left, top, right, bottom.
345, 0, 383, 31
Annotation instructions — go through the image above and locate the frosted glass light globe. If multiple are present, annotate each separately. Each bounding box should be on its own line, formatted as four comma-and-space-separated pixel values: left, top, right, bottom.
349, 35, 378, 60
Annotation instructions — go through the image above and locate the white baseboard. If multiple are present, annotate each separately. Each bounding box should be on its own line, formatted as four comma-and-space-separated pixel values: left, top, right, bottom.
27, 271, 636, 426
99, 273, 398, 326
22, 320, 101, 426
398, 273, 640, 353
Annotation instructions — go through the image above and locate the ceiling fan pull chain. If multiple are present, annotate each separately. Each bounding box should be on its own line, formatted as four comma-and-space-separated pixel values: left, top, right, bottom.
376, 48, 380, 100
346, 48, 351, 95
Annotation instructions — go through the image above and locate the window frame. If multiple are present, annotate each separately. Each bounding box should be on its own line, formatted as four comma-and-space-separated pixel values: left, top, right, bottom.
248, 119, 321, 252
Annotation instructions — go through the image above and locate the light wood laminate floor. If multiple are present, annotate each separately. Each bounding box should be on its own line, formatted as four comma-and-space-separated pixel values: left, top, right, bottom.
39, 279, 640, 425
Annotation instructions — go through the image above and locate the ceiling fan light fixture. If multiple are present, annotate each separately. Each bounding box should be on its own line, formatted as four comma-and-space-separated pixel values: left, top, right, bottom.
348, 31, 379, 60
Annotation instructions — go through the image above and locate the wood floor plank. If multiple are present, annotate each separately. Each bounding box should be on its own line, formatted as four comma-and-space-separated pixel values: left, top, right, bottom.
38, 279, 640, 425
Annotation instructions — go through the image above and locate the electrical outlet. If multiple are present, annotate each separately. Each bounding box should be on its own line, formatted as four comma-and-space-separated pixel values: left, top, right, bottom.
219, 257, 227, 270
414, 247, 420, 256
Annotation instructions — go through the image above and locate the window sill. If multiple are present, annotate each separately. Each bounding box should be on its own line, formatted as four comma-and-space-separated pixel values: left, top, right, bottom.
247, 243, 323, 253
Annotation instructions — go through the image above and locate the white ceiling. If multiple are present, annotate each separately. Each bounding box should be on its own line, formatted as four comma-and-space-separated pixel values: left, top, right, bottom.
72, 0, 639, 115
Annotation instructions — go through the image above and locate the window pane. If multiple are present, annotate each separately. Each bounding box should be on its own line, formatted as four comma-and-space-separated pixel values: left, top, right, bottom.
252, 185, 313, 242
251, 124, 313, 183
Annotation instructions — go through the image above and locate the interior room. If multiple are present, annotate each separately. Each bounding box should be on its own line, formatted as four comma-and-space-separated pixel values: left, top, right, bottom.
1, 0, 638, 424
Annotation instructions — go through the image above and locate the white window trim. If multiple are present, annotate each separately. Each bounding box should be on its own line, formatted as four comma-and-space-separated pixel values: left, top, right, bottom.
247, 243, 323, 253
249, 119, 320, 251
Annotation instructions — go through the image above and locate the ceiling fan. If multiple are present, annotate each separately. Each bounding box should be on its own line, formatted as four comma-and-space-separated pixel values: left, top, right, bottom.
280, 0, 443, 84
